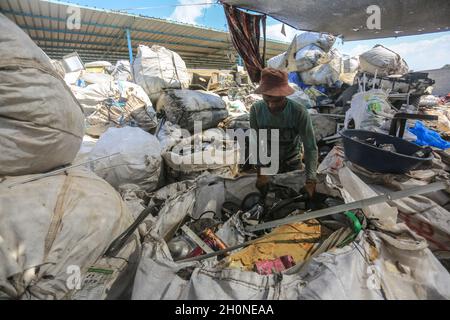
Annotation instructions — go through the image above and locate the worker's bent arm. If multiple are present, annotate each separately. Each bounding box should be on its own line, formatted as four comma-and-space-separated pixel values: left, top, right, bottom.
298, 109, 318, 181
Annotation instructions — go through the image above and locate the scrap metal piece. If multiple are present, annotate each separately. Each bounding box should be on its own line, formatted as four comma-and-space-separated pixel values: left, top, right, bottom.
245, 181, 449, 233
181, 225, 214, 254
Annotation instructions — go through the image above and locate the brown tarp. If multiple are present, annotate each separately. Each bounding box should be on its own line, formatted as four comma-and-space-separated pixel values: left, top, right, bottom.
221, 0, 450, 41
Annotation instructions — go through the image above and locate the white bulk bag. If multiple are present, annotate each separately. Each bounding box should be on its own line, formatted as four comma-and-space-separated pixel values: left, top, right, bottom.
294, 44, 329, 72
288, 86, 314, 108
0, 13, 84, 176
89, 126, 162, 192
133, 45, 190, 104
343, 56, 360, 74
111, 60, 132, 82
79, 71, 114, 85
84, 61, 113, 68
156, 89, 228, 132
344, 89, 394, 130
300, 49, 342, 86
162, 128, 239, 181
294, 32, 336, 52
267, 52, 287, 70
359, 45, 409, 76
340, 55, 360, 84
0, 169, 139, 300
83, 81, 158, 136
131, 172, 450, 300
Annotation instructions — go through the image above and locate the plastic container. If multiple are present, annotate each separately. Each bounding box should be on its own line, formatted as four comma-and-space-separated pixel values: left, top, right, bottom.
340, 129, 432, 173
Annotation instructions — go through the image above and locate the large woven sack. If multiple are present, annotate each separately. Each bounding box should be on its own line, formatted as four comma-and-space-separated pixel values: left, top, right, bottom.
156, 89, 228, 132
133, 45, 190, 105
0, 13, 84, 176
0, 169, 139, 300
89, 126, 162, 192
294, 44, 330, 72
294, 32, 336, 52
300, 49, 342, 86
359, 45, 409, 76
82, 81, 158, 137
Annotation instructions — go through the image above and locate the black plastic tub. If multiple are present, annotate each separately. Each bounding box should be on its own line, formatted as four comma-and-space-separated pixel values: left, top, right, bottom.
340, 129, 432, 174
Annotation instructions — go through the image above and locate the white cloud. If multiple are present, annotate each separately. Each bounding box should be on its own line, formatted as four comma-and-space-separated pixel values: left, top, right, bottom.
168, 0, 213, 25
342, 44, 373, 57
265, 23, 301, 42
388, 35, 450, 71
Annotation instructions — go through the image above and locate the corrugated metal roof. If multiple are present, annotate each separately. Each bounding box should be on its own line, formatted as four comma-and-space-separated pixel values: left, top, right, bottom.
0, 0, 288, 69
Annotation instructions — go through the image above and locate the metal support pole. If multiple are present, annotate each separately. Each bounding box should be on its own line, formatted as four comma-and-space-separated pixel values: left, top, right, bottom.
126, 28, 133, 65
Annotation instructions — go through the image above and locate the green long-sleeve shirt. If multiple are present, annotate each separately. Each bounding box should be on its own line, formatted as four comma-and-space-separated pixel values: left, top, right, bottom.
249, 98, 318, 180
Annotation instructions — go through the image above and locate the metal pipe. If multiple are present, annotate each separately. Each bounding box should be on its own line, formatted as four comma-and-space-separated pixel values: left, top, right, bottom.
245, 181, 448, 232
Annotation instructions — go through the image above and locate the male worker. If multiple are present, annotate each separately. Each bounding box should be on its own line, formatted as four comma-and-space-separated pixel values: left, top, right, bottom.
250, 67, 318, 197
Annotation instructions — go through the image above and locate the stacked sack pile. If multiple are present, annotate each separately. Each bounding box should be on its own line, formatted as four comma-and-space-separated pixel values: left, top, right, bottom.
0, 13, 141, 300
268, 32, 360, 87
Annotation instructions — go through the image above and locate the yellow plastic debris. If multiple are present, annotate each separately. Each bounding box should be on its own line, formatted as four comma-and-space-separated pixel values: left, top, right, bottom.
226, 220, 322, 271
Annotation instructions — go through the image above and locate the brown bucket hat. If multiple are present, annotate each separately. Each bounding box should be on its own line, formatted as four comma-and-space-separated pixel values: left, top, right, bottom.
254, 67, 295, 96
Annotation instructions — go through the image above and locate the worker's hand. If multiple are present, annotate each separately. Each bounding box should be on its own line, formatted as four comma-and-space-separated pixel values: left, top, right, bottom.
304, 180, 316, 198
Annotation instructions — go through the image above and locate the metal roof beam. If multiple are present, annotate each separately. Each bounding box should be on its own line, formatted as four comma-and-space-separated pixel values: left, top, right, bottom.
39, 46, 233, 62
36, 45, 227, 58
25, 31, 233, 52
31, 37, 237, 58
1, 10, 284, 54
0, 9, 231, 45
43, 49, 233, 64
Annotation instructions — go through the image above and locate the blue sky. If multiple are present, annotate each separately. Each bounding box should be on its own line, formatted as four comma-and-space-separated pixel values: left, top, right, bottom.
60, 0, 449, 71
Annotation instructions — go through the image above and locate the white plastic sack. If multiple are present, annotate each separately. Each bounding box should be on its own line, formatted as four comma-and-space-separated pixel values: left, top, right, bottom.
0, 13, 84, 176
133, 229, 450, 300
133, 45, 191, 104
295, 44, 329, 72
359, 45, 409, 76
0, 168, 140, 300
288, 86, 314, 108
156, 89, 228, 132
89, 126, 162, 192
64, 71, 82, 85
344, 89, 394, 130
84, 61, 112, 68
111, 60, 132, 82
294, 32, 336, 52
79, 71, 113, 85
84, 81, 158, 136
300, 49, 342, 86
162, 128, 240, 181
340, 55, 360, 84
131, 173, 450, 300
267, 52, 287, 70
343, 56, 360, 74
70, 82, 114, 115
419, 95, 441, 107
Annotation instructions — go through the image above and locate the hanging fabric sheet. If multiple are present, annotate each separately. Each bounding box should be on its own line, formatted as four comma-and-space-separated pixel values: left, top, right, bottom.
223, 4, 266, 83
